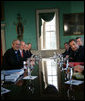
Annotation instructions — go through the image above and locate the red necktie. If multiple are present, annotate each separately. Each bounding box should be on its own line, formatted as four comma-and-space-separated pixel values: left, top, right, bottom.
21, 51, 23, 57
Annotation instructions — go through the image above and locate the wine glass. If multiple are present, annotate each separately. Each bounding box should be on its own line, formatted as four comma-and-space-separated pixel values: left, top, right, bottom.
27, 57, 35, 78
67, 65, 75, 100
1, 71, 5, 87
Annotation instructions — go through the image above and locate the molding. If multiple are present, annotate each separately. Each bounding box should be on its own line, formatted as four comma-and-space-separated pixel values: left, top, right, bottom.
37, 8, 58, 14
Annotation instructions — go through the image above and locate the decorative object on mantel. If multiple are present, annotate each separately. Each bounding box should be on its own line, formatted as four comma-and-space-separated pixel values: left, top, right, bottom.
14, 13, 26, 41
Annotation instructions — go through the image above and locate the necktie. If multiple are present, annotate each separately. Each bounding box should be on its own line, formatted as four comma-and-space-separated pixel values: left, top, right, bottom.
21, 51, 23, 57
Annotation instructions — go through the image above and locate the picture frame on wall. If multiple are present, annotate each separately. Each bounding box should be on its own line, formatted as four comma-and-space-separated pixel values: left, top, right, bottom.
1, 2, 4, 21
63, 13, 84, 36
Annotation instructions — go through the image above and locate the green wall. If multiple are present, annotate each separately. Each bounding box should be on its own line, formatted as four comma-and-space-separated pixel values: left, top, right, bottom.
2, 1, 84, 50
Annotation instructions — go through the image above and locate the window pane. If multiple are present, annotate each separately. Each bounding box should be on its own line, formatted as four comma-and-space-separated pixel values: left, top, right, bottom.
53, 81, 57, 86
53, 76, 57, 80
46, 26, 51, 31
52, 71, 56, 75
48, 71, 52, 75
48, 80, 52, 84
43, 15, 57, 50
50, 25, 55, 31
48, 76, 52, 81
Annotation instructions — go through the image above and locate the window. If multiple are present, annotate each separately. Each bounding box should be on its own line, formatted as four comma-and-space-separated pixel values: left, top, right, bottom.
36, 9, 59, 50
41, 15, 57, 50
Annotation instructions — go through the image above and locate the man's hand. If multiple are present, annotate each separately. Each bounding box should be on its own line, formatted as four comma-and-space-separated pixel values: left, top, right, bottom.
65, 55, 69, 58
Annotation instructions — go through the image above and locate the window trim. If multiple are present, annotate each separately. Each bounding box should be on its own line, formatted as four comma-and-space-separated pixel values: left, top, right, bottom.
36, 9, 60, 50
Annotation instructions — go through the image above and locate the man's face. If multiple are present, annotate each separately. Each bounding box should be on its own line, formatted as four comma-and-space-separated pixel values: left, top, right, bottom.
28, 44, 32, 50
20, 42, 25, 50
76, 38, 83, 46
24, 44, 28, 51
12, 40, 20, 50
69, 41, 79, 51
64, 44, 69, 50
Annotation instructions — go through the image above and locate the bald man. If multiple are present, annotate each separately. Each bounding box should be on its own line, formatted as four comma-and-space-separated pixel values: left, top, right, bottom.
2, 40, 24, 70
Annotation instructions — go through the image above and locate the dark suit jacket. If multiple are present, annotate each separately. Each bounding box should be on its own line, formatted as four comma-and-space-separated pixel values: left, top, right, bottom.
26, 50, 32, 58
19, 49, 27, 61
69, 46, 84, 62
2, 48, 25, 70
62, 47, 72, 58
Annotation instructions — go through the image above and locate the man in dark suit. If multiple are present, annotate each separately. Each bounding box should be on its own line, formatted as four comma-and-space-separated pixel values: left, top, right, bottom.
76, 37, 84, 47
2, 40, 24, 70
62, 42, 72, 58
26, 43, 33, 58
19, 41, 27, 61
69, 39, 84, 62
76, 37, 84, 52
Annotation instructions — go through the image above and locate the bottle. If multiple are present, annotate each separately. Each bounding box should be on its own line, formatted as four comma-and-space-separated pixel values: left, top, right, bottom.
23, 61, 27, 70
28, 67, 31, 77
23, 61, 28, 76
66, 59, 69, 69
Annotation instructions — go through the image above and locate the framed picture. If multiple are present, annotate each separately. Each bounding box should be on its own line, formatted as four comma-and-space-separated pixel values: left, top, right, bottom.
1, 2, 4, 21
63, 13, 84, 36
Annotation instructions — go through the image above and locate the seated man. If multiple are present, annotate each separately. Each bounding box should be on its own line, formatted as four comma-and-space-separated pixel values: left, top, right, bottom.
19, 41, 27, 61
2, 40, 24, 70
76, 37, 84, 47
69, 39, 84, 62
26, 43, 33, 58
24, 44, 28, 52
62, 42, 72, 58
